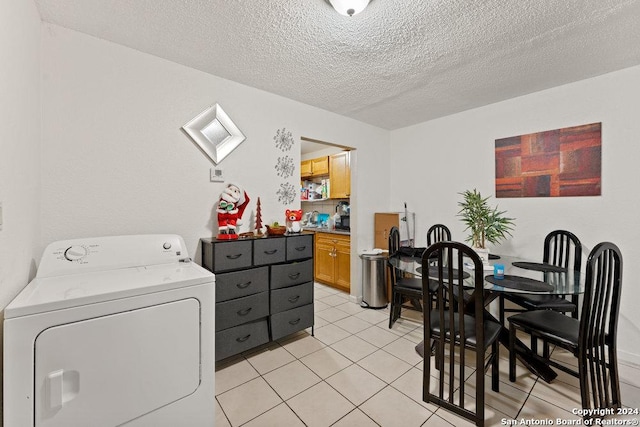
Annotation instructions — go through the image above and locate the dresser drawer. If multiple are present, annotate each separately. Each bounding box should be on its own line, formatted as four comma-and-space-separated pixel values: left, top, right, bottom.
270, 282, 313, 314
215, 319, 269, 361
216, 266, 269, 302
286, 235, 313, 260
212, 240, 252, 272
254, 238, 286, 266
270, 304, 314, 341
270, 258, 314, 290
216, 291, 269, 331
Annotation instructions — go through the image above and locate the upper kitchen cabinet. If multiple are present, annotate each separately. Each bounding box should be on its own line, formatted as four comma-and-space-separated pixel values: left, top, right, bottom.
301, 160, 313, 177
301, 156, 329, 178
311, 157, 329, 175
329, 152, 351, 199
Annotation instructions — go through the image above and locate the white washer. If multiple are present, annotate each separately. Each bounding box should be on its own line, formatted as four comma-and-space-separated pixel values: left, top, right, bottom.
3, 235, 215, 427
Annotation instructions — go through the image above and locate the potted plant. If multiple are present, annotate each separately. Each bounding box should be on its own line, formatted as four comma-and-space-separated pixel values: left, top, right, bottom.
457, 189, 515, 262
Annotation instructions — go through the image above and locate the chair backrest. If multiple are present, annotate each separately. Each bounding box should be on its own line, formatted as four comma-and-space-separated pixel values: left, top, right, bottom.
427, 224, 452, 246
388, 226, 401, 285
388, 226, 400, 256
422, 241, 487, 423
543, 230, 582, 271
579, 242, 623, 411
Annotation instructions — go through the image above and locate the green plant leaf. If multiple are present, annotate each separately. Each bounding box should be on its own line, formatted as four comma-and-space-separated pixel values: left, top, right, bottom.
457, 189, 515, 248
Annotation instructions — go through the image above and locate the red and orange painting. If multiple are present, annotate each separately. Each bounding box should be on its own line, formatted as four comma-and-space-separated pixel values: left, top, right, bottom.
495, 123, 601, 198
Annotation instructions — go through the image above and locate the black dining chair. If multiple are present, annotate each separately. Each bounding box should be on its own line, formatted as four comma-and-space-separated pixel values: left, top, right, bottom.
427, 224, 451, 246
423, 241, 501, 427
508, 242, 622, 418
425, 224, 452, 307
501, 230, 582, 323
388, 226, 424, 328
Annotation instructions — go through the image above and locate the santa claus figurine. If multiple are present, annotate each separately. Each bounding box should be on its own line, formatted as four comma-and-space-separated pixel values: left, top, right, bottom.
216, 183, 250, 239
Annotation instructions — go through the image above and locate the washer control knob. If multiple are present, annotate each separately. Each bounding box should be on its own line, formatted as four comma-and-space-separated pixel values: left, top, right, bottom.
163, 242, 172, 250
64, 245, 88, 261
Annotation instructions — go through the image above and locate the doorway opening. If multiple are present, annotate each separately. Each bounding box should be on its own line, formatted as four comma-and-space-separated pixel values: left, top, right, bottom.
300, 136, 357, 298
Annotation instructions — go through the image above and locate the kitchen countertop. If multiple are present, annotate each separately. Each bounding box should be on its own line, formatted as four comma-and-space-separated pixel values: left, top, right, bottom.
302, 227, 350, 236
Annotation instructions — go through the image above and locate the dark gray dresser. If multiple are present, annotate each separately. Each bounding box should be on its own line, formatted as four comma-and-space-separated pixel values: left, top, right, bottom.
201, 234, 314, 361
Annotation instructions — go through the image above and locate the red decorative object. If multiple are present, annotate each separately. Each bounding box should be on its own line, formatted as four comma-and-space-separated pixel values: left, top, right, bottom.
285, 209, 303, 233
255, 197, 264, 236
495, 122, 601, 198
216, 183, 250, 239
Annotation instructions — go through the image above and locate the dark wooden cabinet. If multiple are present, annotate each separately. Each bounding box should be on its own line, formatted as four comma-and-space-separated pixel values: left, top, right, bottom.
201, 234, 314, 361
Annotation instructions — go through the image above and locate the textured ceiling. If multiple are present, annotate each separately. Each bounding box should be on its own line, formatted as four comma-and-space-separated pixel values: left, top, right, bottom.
35, 0, 640, 130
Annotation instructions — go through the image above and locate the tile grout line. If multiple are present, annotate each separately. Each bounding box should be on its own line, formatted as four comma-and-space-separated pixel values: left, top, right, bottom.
217, 283, 640, 426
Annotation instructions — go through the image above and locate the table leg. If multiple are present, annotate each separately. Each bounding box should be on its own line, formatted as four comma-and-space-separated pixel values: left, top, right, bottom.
415, 332, 557, 383
499, 327, 557, 383
415, 338, 437, 359
480, 292, 557, 383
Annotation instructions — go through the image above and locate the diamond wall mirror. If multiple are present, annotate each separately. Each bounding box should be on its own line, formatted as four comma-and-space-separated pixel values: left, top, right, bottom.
182, 103, 246, 165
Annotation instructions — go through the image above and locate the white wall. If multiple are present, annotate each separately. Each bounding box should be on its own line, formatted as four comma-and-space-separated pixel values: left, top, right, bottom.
390, 65, 640, 364
40, 24, 390, 300
301, 145, 345, 161
0, 0, 42, 307
0, 0, 42, 419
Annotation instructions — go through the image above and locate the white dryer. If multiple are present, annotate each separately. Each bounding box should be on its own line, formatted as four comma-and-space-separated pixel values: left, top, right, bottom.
3, 235, 215, 427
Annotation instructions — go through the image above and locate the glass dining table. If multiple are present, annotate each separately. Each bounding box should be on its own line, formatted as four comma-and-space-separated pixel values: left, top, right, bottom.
388, 253, 584, 383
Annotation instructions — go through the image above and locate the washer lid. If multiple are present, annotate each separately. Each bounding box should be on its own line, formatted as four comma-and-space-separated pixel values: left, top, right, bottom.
4, 262, 214, 319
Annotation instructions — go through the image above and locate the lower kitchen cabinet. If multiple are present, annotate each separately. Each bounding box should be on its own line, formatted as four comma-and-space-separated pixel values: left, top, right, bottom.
201, 234, 314, 361
314, 232, 350, 292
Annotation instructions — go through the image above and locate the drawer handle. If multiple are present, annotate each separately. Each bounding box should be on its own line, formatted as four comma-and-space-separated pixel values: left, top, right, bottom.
237, 307, 253, 316
288, 318, 301, 326
226, 254, 243, 260
236, 334, 251, 343
236, 281, 252, 289
288, 273, 301, 280
295, 246, 306, 251
288, 295, 300, 303
264, 249, 278, 255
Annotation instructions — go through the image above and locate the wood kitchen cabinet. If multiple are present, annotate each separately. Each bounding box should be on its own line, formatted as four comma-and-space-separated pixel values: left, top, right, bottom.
314, 232, 350, 292
374, 212, 416, 250
301, 160, 313, 177
329, 152, 350, 199
311, 156, 329, 175
301, 156, 329, 178
374, 213, 400, 250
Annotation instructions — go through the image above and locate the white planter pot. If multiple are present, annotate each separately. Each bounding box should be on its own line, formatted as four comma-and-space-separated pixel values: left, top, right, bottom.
473, 247, 490, 264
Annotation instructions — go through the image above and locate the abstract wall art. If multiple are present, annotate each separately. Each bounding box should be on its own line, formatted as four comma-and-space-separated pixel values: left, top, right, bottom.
495, 122, 601, 198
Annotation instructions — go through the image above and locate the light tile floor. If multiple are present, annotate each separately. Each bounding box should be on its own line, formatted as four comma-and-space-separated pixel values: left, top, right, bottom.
216, 283, 640, 426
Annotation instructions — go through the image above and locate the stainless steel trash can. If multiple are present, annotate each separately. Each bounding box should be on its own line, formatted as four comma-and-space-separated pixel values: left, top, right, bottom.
360, 253, 388, 309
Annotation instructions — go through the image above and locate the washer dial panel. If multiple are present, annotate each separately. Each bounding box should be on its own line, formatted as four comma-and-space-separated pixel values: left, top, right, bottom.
64, 245, 90, 262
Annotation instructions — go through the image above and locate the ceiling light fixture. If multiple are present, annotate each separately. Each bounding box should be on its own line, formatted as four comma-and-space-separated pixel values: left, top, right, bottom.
329, 0, 370, 17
